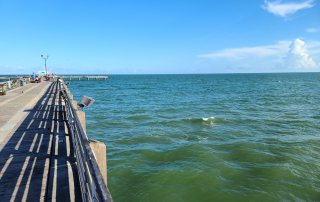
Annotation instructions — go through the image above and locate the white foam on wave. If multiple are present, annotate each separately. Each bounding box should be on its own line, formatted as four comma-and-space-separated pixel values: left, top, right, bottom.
202, 117, 215, 121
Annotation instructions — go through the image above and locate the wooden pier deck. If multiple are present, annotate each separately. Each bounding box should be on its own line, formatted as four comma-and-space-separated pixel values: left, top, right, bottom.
0, 81, 81, 201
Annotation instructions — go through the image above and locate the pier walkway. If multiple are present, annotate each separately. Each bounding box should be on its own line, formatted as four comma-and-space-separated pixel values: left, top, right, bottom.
0, 81, 82, 201
0, 82, 49, 142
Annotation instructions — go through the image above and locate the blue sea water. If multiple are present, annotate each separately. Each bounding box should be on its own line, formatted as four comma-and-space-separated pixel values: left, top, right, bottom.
0, 79, 9, 82
68, 73, 320, 202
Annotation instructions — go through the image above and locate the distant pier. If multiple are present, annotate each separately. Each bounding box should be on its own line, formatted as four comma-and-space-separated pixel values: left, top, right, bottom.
59, 75, 109, 80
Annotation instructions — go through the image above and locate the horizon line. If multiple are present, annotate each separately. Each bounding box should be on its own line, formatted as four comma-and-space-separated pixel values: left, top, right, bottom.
1, 71, 320, 76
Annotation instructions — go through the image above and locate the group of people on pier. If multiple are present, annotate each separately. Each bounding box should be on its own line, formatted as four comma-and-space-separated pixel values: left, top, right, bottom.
30, 72, 57, 83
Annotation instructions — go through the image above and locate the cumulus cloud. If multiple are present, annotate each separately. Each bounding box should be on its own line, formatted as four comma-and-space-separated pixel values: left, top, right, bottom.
284, 38, 319, 69
199, 38, 320, 71
262, 0, 315, 17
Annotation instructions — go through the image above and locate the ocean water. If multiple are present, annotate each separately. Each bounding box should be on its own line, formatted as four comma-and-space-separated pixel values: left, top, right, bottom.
0, 79, 9, 82
68, 73, 320, 202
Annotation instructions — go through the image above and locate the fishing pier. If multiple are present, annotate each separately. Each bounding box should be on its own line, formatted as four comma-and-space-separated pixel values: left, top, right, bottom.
0, 79, 112, 201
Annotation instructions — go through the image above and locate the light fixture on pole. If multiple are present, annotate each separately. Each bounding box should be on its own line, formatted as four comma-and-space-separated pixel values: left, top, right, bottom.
41, 54, 49, 76
78, 96, 95, 110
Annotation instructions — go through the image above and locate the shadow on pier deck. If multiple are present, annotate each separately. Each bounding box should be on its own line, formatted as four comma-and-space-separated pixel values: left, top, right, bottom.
0, 82, 81, 201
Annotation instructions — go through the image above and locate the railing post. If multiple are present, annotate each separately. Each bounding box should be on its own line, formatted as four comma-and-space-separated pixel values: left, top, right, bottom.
76, 111, 86, 133
89, 140, 108, 184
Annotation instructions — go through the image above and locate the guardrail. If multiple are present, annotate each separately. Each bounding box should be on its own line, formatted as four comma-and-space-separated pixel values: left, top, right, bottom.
58, 79, 113, 202
0, 78, 30, 95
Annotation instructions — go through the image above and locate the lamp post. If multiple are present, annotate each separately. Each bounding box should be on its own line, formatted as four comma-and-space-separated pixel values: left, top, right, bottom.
41, 55, 49, 76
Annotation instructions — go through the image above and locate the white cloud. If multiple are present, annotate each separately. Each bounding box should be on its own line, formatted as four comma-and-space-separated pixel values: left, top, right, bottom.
199, 41, 290, 59
285, 38, 319, 69
199, 38, 320, 71
306, 27, 319, 33
262, 0, 315, 17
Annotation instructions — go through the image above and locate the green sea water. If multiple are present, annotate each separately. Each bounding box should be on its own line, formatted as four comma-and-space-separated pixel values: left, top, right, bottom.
68, 73, 320, 202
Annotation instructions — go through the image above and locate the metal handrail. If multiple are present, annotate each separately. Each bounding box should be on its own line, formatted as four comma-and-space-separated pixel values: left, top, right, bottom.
58, 79, 113, 202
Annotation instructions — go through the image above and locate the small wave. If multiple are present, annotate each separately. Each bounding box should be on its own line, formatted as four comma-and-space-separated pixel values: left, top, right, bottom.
187, 116, 215, 123
184, 116, 216, 126
202, 117, 215, 122
137, 116, 219, 127
201, 117, 215, 126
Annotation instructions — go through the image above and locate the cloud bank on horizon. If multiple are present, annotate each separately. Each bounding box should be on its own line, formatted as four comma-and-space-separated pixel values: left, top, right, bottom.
262, 0, 315, 17
199, 38, 320, 71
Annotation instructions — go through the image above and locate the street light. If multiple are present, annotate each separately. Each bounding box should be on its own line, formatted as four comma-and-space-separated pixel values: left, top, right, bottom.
41, 54, 49, 76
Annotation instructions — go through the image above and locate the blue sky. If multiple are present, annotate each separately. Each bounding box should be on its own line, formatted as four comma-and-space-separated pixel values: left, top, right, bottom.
0, 0, 319, 74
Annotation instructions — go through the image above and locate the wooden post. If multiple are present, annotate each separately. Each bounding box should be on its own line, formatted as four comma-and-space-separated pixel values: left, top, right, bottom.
89, 139, 107, 184
76, 110, 86, 133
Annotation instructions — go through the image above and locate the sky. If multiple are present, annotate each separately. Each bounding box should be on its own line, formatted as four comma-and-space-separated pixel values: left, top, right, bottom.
0, 0, 319, 74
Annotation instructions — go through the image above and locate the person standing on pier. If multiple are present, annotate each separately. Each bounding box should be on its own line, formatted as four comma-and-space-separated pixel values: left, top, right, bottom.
31, 72, 35, 81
